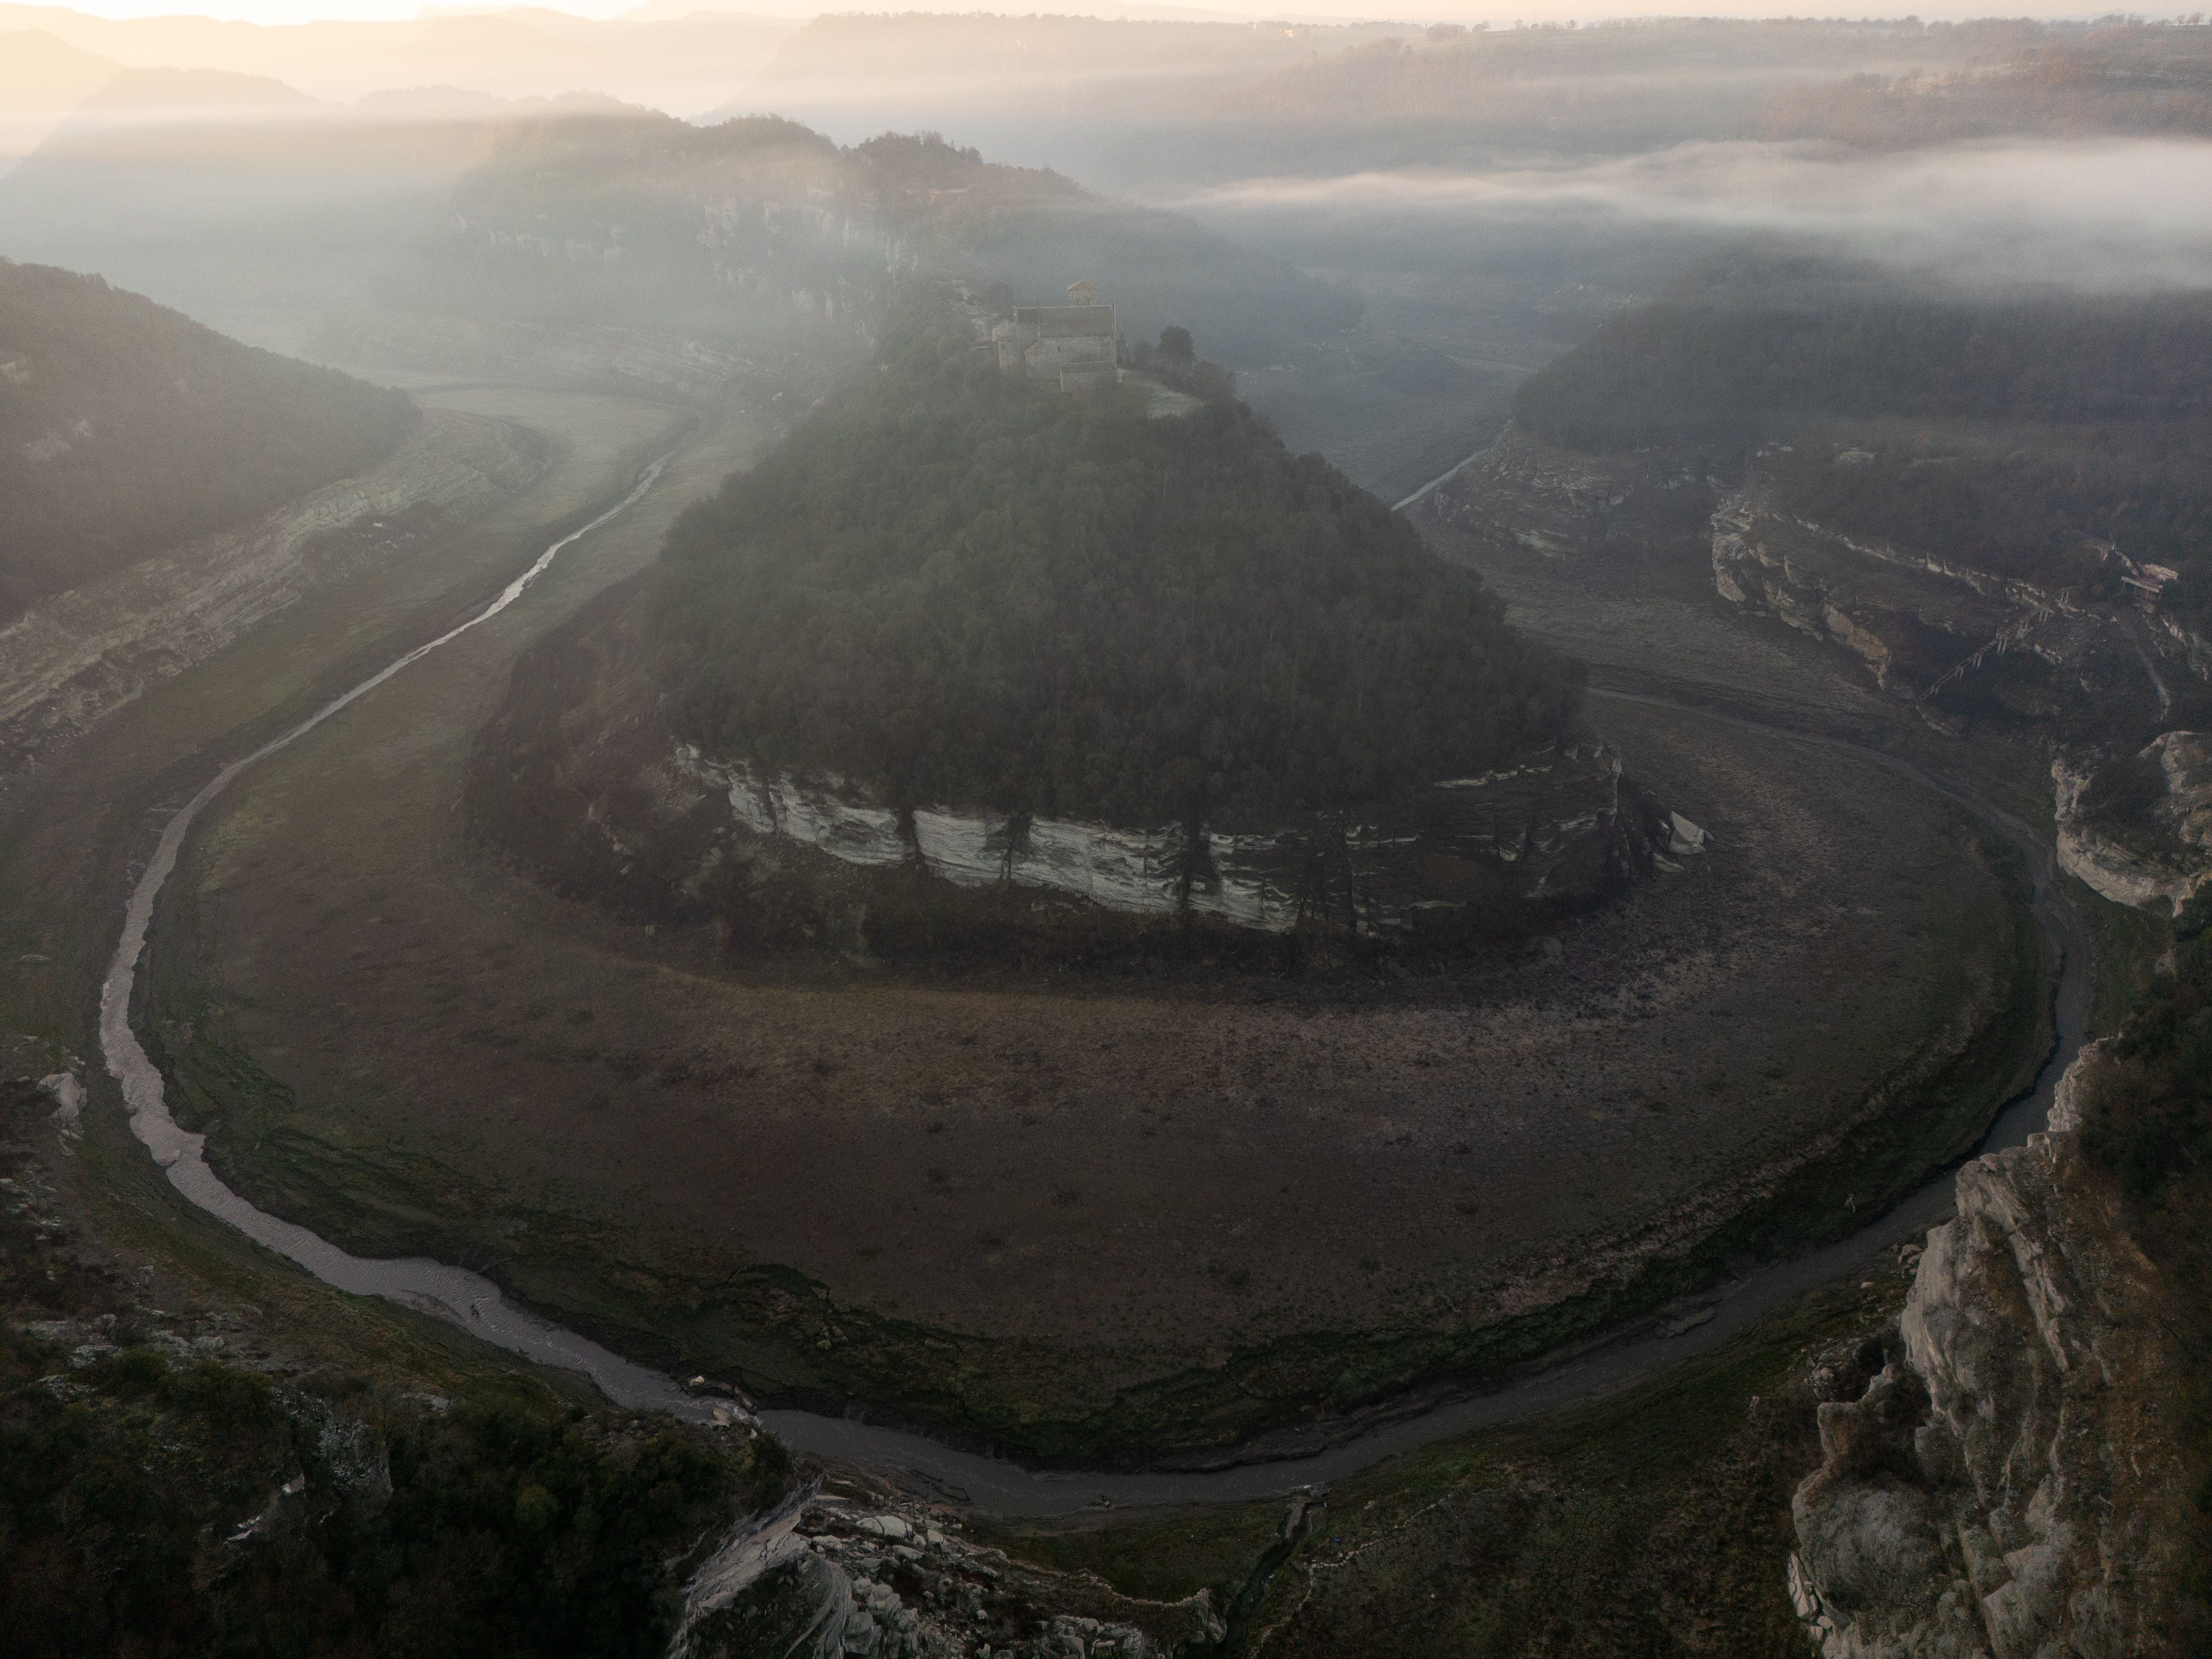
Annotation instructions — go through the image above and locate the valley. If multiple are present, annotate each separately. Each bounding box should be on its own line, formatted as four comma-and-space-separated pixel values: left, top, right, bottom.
6, 13, 2211, 1652
104, 320, 2053, 1466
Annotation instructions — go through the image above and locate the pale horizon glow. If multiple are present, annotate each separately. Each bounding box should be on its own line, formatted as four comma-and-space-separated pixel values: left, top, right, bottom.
22, 0, 2173, 27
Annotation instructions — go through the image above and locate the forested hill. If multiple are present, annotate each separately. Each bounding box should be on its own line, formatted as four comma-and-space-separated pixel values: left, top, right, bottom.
0, 260, 417, 624
655, 298, 1580, 829
1510, 253, 2212, 589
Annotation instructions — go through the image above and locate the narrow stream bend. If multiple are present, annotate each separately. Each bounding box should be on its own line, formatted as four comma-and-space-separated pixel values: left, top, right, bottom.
99, 485, 2083, 1519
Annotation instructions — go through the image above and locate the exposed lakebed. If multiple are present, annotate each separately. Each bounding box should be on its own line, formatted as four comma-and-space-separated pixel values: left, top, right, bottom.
99, 478, 2078, 1516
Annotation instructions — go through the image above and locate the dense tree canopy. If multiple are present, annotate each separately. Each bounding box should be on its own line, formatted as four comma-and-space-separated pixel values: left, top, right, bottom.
0, 1339, 788, 1658
0, 260, 416, 624
657, 298, 1579, 827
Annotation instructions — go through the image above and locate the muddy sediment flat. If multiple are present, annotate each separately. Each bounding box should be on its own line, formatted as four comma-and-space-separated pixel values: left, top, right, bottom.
161, 605, 2039, 1440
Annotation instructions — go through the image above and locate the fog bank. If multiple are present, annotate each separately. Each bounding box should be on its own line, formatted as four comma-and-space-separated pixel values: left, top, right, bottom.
1187, 138, 2212, 293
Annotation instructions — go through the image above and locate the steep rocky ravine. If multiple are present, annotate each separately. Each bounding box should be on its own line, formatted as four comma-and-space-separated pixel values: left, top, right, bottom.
1787, 1048, 2201, 1658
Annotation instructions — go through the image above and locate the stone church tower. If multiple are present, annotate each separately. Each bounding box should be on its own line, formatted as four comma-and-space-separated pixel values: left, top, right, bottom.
993, 281, 1121, 390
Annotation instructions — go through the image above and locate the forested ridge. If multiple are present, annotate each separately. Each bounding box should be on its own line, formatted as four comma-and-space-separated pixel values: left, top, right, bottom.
1516, 257, 2212, 450
387, 119, 1354, 367
1761, 24, 2212, 147
1514, 253, 2212, 588
656, 297, 1579, 829
0, 260, 417, 625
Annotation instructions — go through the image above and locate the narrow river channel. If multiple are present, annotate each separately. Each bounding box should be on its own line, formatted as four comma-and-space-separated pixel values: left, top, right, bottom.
98, 471, 2085, 1520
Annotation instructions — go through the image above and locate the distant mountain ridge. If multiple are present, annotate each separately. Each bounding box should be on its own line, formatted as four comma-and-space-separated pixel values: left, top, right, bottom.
353, 116, 1358, 374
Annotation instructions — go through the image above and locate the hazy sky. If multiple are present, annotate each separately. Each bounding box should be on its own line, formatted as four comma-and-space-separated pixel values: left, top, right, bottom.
47, 0, 2174, 25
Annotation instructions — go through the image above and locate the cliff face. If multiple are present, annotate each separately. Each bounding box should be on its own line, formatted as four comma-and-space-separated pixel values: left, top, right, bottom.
2053, 733, 2212, 914
678, 740, 1700, 939
1429, 426, 2174, 741
1787, 1053, 2196, 1659
672, 1479, 1220, 1659
1708, 488, 2023, 698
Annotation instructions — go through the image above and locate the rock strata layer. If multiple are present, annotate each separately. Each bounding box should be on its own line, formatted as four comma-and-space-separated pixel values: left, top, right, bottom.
473, 572, 1702, 951
1787, 1052, 2194, 1658
678, 741, 1701, 937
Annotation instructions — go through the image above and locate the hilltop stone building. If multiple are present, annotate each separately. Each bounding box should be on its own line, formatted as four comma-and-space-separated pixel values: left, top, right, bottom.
994, 281, 1121, 391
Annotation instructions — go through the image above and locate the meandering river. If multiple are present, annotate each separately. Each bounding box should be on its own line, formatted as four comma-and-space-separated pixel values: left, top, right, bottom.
98, 467, 2085, 1519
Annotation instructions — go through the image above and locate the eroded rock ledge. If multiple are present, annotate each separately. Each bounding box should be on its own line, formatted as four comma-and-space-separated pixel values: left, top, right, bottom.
2053, 732, 2212, 914
1787, 1050, 2194, 1658
674, 1477, 1221, 1659
676, 741, 1705, 939
0, 409, 548, 773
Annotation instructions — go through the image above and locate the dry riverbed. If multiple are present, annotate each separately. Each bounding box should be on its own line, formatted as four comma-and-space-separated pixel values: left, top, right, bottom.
153, 620, 2045, 1455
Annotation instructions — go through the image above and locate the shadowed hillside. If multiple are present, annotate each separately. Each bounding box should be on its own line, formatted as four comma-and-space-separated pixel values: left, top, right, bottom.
0, 259, 415, 624
363, 116, 1359, 374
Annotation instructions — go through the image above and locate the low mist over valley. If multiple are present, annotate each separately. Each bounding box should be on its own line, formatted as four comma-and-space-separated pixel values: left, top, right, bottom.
1, 6, 2208, 1657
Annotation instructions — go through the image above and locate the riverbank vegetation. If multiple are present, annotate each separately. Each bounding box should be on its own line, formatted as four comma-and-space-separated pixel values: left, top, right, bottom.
0, 1078, 791, 1659
981, 1262, 1918, 1657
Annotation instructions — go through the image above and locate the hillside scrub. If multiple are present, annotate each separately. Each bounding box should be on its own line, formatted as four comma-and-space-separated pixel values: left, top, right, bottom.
655, 296, 1582, 828
0, 260, 418, 625
1761, 25, 2212, 148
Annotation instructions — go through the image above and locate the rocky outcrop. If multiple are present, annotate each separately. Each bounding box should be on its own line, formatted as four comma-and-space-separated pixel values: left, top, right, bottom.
315, 311, 767, 401
674, 1479, 1220, 1659
2158, 615, 2212, 683
1787, 1055, 2194, 1658
0, 410, 547, 773
677, 741, 1702, 938
2053, 732, 2212, 913
1710, 489, 2023, 699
